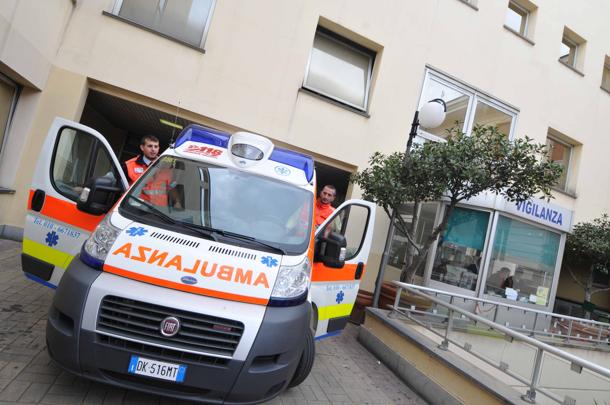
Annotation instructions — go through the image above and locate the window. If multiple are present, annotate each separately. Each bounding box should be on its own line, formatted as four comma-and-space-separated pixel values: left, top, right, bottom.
112, 0, 216, 48
505, 1, 528, 35
485, 216, 561, 306
388, 202, 439, 276
304, 27, 375, 111
559, 38, 577, 67
52, 127, 120, 201
431, 207, 491, 291
0, 74, 18, 160
559, 27, 586, 72
546, 136, 572, 191
325, 204, 371, 260
417, 70, 517, 141
601, 56, 610, 92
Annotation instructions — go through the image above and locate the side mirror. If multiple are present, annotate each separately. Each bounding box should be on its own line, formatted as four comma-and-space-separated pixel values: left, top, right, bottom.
77, 175, 123, 215
315, 232, 347, 268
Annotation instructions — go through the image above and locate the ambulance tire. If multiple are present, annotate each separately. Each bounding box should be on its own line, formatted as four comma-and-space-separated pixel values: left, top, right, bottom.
288, 328, 315, 388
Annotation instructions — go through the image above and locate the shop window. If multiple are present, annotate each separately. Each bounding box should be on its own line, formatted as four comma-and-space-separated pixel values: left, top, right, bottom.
431, 207, 491, 291
388, 202, 438, 277
112, 0, 216, 48
485, 216, 561, 306
0, 74, 18, 161
417, 70, 517, 142
601, 56, 610, 92
546, 135, 572, 191
304, 27, 375, 111
559, 27, 586, 72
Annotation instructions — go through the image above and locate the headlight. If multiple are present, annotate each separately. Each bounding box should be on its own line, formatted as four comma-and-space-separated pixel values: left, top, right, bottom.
269, 257, 310, 307
80, 216, 121, 269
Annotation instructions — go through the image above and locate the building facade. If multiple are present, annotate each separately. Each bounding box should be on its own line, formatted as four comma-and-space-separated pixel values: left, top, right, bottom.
1, 0, 609, 313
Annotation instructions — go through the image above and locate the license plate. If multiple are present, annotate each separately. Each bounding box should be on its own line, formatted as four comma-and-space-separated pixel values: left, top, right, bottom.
127, 355, 187, 383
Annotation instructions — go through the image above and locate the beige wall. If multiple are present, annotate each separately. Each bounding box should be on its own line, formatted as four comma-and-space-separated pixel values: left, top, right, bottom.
0, 1, 609, 294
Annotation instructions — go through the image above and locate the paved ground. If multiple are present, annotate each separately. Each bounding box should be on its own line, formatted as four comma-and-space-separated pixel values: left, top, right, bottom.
0, 239, 426, 404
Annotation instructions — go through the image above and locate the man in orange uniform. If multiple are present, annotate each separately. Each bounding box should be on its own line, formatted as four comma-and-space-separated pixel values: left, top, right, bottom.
314, 185, 337, 227
123, 135, 160, 184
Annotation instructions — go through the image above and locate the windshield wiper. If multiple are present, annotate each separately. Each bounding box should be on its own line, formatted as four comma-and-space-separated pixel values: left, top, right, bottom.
126, 195, 217, 241
202, 227, 286, 255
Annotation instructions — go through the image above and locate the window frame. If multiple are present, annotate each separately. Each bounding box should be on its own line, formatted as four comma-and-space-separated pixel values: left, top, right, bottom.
559, 36, 578, 68
506, 1, 529, 36
0, 73, 19, 162
110, 0, 217, 50
416, 69, 518, 143
601, 59, 610, 92
546, 135, 573, 192
303, 27, 376, 112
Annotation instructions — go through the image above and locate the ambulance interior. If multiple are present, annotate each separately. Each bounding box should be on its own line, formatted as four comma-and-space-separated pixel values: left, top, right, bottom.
79, 89, 351, 206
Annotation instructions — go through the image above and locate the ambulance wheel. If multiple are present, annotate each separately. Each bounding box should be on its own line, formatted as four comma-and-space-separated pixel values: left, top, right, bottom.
288, 328, 315, 388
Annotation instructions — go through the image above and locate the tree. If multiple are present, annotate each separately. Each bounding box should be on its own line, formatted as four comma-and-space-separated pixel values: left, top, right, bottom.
351, 125, 563, 283
563, 214, 610, 319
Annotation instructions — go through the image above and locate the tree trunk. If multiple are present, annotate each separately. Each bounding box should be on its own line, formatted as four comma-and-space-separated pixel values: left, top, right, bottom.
400, 202, 456, 283
584, 265, 594, 320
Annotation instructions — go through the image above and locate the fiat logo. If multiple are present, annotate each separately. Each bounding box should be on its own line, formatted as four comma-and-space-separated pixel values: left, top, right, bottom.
160, 316, 181, 337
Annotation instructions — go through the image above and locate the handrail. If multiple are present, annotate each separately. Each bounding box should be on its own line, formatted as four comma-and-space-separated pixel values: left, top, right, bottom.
399, 283, 610, 328
392, 281, 610, 378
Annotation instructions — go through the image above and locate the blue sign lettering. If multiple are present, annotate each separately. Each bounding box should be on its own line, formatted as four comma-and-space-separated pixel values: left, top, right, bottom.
515, 201, 563, 226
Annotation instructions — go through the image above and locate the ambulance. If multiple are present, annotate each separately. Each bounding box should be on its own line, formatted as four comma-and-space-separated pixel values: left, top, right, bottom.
21, 117, 376, 403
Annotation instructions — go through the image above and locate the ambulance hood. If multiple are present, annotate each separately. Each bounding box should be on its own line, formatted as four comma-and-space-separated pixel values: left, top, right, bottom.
102, 222, 282, 306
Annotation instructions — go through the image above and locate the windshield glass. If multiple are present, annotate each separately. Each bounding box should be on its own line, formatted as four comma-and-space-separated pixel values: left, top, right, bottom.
120, 156, 313, 254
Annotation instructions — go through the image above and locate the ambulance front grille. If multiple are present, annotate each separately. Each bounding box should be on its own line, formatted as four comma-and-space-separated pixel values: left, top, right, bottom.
97, 296, 244, 357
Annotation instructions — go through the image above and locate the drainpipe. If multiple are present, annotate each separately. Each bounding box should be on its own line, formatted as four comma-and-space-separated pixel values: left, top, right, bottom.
0, 224, 23, 242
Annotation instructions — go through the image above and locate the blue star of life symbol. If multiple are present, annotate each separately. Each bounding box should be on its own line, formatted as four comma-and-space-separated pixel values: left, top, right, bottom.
126, 226, 147, 237
45, 231, 59, 247
336, 290, 345, 304
261, 256, 278, 268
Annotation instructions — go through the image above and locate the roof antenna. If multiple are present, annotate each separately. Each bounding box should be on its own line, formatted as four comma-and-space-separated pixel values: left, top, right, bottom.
169, 100, 181, 146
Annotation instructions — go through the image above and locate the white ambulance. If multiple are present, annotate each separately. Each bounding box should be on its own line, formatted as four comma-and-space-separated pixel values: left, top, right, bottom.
21, 117, 376, 403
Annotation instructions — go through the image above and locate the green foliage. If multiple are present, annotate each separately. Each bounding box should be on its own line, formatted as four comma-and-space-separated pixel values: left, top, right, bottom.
565, 214, 610, 275
351, 125, 563, 282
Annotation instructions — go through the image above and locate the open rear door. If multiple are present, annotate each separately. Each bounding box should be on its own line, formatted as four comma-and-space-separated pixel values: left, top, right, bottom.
310, 199, 376, 339
21, 117, 128, 288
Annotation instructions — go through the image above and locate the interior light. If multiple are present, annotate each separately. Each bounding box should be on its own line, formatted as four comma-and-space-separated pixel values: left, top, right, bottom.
231, 143, 264, 160
160, 119, 183, 129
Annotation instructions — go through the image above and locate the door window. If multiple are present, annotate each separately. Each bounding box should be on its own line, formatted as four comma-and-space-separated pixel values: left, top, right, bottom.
319, 204, 370, 260
51, 127, 119, 201
431, 207, 491, 291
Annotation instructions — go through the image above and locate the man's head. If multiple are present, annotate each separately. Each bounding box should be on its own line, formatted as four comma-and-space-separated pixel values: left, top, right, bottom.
140, 135, 160, 160
318, 185, 337, 205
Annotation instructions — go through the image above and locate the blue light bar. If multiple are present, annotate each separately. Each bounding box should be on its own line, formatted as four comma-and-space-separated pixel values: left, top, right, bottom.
176, 125, 315, 182
175, 125, 230, 148
269, 147, 315, 183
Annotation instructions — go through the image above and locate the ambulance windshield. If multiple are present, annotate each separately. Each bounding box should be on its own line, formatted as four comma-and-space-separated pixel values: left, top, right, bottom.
120, 156, 313, 254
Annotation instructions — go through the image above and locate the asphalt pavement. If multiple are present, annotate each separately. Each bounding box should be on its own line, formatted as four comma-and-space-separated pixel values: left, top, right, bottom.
0, 239, 426, 404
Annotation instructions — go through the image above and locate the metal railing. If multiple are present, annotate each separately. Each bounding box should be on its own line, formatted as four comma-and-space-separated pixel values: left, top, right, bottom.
389, 281, 610, 404
389, 283, 610, 347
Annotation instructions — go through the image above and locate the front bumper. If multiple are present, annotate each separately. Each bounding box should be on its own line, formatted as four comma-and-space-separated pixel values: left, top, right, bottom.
46, 256, 311, 404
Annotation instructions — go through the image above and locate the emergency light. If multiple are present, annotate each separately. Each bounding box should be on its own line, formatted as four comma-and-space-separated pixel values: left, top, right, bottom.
228, 131, 274, 168
175, 125, 315, 182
